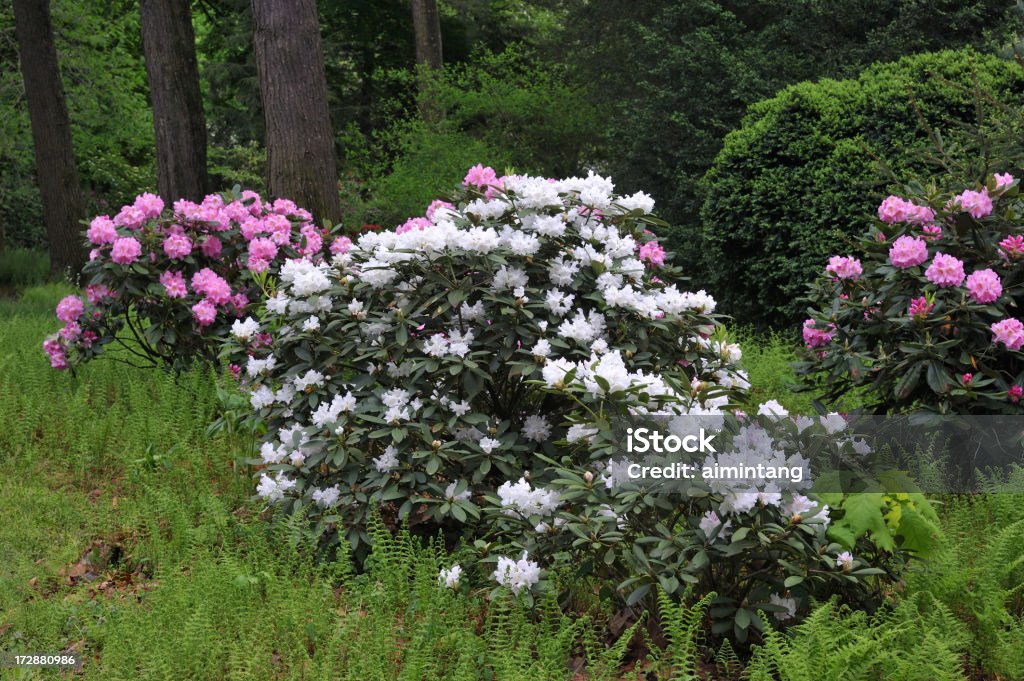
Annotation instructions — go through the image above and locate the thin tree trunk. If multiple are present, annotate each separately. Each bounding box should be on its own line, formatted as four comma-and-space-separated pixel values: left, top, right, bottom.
139, 0, 209, 203
411, 0, 443, 121
12, 0, 86, 276
251, 0, 341, 226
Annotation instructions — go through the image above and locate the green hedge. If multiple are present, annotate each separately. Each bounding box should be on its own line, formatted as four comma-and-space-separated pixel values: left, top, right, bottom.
700, 49, 1024, 330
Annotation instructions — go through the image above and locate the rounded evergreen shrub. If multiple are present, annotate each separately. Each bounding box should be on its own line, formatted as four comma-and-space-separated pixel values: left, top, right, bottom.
225, 167, 904, 638
701, 49, 1024, 329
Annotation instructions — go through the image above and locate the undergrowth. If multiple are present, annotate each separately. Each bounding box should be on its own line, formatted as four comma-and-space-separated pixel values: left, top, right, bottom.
2, 286, 1023, 679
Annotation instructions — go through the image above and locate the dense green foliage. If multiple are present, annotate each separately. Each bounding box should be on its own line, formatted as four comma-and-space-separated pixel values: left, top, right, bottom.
701, 49, 1024, 329
561, 0, 1022, 261
3, 287, 1023, 678
345, 47, 602, 227
0, 0, 154, 251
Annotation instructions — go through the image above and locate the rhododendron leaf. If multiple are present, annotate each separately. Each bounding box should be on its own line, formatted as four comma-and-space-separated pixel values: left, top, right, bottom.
894, 363, 924, 400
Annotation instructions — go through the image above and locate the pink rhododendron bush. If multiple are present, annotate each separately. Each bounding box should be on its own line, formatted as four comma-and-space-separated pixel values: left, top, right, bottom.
799, 173, 1023, 413
225, 167, 897, 637
43, 190, 336, 371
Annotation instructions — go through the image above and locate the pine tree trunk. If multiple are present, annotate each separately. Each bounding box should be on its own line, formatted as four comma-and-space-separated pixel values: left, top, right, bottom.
411, 0, 443, 121
12, 0, 86, 276
251, 0, 341, 226
139, 0, 209, 203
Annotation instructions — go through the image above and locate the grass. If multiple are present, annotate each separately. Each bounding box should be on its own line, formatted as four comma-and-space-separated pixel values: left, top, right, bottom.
2, 286, 1023, 679
0, 249, 50, 290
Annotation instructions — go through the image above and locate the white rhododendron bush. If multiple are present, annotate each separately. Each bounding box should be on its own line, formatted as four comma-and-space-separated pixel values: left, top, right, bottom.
226, 168, 895, 635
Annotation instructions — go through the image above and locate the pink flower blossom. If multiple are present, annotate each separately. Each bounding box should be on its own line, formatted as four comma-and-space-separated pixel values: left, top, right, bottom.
241, 190, 263, 216
330, 236, 353, 255
85, 284, 112, 304
229, 364, 242, 380
229, 293, 249, 315
59, 321, 81, 342
921, 224, 942, 241
1010, 385, 1023, 404
994, 173, 1015, 190
298, 224, 322, 255
953, 188, 993, 219
825, 256, 862, 280
888, 236, 928, 269
877, 196, 934, 224
463, 164, 499, 189
965, 268, 1002, 304
162, 233, 193, 260
240, 217, 264, 241
802, 319, 834, 348
638, 241, 666, 267
992, 318, 1024, 351
924, 253, 965, 288
191, 299, 217, 327
263, 214, 292, 246
43, 337, 68, 370
224, 200, 250, 223
86, 216, 118, 245
271, 198, 298, 215
201, 236, 223, 259
55, 295, 84, 323
999, 235, 1024, 259
114, 204, 147, 229
426, 200, 454, 220
110, 237, 142, 265
133, 192, 165, 218
909, 296, 933, 319
191, 268, 232, 304
962, 373, 973, 385
248, 237, 278, 262
396, 217, 432, 235
160, 271, 188, 298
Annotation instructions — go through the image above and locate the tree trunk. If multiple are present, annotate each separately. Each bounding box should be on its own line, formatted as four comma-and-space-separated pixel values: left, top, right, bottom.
411, 0, 443, 71
139, 0, 209, 203
250, 0, 341, 226
411, 0, 443, 121
12, 0, 86, 276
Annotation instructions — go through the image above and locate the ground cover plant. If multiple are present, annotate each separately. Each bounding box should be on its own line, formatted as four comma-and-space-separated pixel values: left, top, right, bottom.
3, 286, 1024, 678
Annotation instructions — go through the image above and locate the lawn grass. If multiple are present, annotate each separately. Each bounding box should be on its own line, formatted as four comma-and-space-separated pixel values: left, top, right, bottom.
2, 286, 1023, 679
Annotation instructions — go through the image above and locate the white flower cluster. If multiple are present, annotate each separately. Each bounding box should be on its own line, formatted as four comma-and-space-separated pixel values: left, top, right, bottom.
233, 167, 749, 560
497, 478, 560, 517
493, 552, 541, 594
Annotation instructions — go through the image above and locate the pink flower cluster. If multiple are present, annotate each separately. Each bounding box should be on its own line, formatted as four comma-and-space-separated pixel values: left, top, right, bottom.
924, 253, 965, 288
802, 319, 834, 348
638, 241, 666, 267
464, 164, 500, 189
888, 236, 928, 269
991, 318, 1024, 351
825, 256, 862, 280
877, 195, 935, 225
908, 296, 933, 319
964, 268, 1002, 304
999, 235, 1024, 260
952, 188, 993, 219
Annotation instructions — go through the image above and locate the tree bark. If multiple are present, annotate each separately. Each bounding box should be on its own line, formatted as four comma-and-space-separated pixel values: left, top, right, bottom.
12, 0, 86, 276
250, 0, 341, 226
411, 0, 443, 71
411, 0, 443, 121
139, 0, 209, 203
